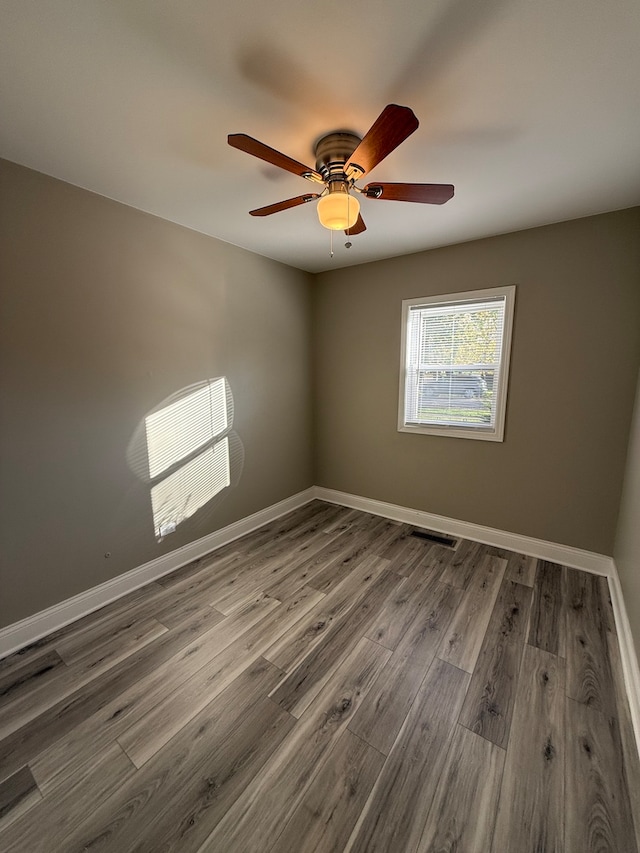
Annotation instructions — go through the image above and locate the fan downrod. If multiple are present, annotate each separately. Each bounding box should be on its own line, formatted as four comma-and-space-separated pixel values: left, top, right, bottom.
314, 131, 361, 181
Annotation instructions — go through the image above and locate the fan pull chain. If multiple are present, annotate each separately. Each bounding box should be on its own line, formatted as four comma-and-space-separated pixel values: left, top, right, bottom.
330, 229, 334, 258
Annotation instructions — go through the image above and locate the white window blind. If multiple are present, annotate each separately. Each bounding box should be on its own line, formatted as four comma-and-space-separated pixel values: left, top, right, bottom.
399, 287, 515, 441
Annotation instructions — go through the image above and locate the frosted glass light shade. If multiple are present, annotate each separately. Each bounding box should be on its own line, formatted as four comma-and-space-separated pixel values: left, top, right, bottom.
317, 190, 360, 230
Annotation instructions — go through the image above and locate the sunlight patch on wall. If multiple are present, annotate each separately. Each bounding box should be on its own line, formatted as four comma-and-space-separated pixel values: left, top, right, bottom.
127, 377, 244, 542
150, 437, 230, 539
145, 378, 228, 479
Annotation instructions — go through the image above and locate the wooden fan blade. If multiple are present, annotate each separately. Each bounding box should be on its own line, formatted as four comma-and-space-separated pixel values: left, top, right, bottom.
345, 105, 419, 180
228, 134, 323, 183
249, 194, 319, 217
364, 182, 455, 204
345, 213, 367, 235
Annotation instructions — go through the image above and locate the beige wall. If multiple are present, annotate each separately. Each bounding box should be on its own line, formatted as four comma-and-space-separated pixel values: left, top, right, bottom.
0, 160, 314, 628
615, 370, 640, 658
314, 209, 640, 555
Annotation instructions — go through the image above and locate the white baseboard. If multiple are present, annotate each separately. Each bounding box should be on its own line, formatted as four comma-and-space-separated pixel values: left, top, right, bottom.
313, 486, 614, 575
314, 486, 640, 763
607, 566, 640, 761
0, 488, 316, 659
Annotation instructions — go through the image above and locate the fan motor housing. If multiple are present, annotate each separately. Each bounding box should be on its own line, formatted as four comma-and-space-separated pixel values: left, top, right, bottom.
314, 131, 361, 181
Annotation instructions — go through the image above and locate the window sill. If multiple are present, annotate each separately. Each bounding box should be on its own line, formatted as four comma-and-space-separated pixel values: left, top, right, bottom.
398, 422, 505, 442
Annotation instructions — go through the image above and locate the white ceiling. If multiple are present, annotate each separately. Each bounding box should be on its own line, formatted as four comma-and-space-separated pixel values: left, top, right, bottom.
2, 0, 639, 273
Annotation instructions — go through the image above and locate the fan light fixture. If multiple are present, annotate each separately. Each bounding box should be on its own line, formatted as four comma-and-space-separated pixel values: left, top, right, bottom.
228, 104, 455, 242
317, 183, 360, 231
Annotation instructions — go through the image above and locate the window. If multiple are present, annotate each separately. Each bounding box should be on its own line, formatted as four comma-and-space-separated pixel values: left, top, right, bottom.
398, 286, 515, 441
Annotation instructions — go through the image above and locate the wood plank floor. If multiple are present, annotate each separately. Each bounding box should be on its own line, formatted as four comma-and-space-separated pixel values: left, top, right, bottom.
0, 500, 638, 852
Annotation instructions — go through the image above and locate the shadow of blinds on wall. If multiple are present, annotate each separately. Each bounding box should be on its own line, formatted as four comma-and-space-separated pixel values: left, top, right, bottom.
145, 379, 228, 478
143, 378, 234, 540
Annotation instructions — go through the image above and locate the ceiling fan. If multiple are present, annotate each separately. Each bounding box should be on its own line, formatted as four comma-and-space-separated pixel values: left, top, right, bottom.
228, 104, 454, 236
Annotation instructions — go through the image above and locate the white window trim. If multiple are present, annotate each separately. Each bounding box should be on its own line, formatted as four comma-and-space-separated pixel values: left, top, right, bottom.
397, 285, 516, 442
